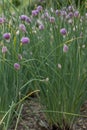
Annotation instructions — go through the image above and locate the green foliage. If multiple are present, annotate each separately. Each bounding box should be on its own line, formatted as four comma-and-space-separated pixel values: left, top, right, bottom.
12, 0, 21, 7
0, 0, 87, 129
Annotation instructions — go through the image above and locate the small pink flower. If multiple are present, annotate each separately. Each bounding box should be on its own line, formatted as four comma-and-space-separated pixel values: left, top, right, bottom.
2, 46, 8, 53
63, 44, 69, 52
74, 11, 79, 17
25, 16, 31, 23
44, 12, 49, 18
0, 17, 5, 24
21, 37, 30, 44
14, 63, 20, 70
20, 15, 27, 21
19, 24, 26, 32
32, 10, 38, 16
60, 28, 67, 35
61, 11, 67, 17
37, 5, 43, 12
68, 6, 74, 12
3, 33, 11, 40
68, 12, 74, 18
39, 24, 44, 30
55, 10, 61, 16
49, 17, 55, 23
20, 15, 31, 23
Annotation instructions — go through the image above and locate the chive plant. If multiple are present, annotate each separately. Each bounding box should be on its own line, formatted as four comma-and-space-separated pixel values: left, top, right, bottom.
0, 0, 87, 130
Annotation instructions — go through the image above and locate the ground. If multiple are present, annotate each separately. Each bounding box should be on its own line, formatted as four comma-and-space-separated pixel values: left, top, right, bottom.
9, 98, 87, 130
9, 97, 50, 130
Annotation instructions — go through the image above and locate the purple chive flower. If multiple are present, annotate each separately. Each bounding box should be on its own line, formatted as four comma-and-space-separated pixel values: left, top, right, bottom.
55, 10, 61, 16
0, 17, 5, 24
63, 44, 69, 52
68, 12, 73, 18
3, 33, 11, 40
36, 10, 39, 14
39, 24, 44, 30
25, 16, 31, 23
20, 15, 28, 21
14, 63, 20, 70
68, 6, 74, 12
74, 11, 79, 17
44, 11, 49, 18
66, 12, 73, 20
21, 37, 30, 44
61, 10, 67, 17
2, 46, 8, 53
20, 15, 31, 23
19, 24, 26, 32
32, 10, 38, 16
37, 5, 43, 12
49, 17, 55, 23
60, 28, 67, 35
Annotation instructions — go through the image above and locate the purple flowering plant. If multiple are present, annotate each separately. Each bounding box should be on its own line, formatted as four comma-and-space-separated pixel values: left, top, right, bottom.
0, 2, 87, 130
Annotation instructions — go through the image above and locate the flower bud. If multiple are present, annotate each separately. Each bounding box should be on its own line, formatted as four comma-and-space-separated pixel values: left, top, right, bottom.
14, 63, 20, 70
60, 28, 67, 35
2, 46, 7, 53
63, 44, 69, 52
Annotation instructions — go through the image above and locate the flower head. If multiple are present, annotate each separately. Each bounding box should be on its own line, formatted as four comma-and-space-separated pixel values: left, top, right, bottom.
20, 15, 31, 23
44, 11, 49, 18
25, 16, 31, 23
61, 10, 67, 17
3, 33, 11, 40
21, 37, 30, 44
2, 46, 8, 53
74, 11, 79, 17
60, 28, 67, 35
68, 12, 73, 18
37, 5, 43, 12
20, 15, 27, 21
55, 10, 61, 16
68, 6, 74, 12
39, 24, 44, 30
14, 63, 20, 70
19, 24, 26, 32
49, 17, 55, 23
32, 10, 38, 16
0, 17, 5, 24
63, 44, 69, 52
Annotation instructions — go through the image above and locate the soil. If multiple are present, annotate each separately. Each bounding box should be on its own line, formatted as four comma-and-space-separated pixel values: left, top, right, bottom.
8, 98, 87, 130
73, 101, 87, 130
9, 97, 50, 130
